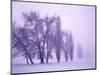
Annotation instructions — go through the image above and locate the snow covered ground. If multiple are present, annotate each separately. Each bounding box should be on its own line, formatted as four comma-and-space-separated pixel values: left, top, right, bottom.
12, 57, 95, 74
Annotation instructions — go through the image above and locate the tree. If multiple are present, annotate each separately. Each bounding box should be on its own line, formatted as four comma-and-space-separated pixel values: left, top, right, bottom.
62, 31, 69, 62
22, 12, 47, 64
68, 32, 74, 61
12, 22, 34, 64
55, 16, 62, 63
62, 31, 74, 62
77, 43, 83, 59
44, 16, 55, 63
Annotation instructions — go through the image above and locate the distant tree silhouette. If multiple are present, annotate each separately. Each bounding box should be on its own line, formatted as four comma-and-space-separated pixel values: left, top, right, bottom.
44, 16, 55, 63
62, 31, 74, 62
68, 32, 74, 61
55, 16, 62, 63
77, 43, 83, 59
62, 31, 69, 62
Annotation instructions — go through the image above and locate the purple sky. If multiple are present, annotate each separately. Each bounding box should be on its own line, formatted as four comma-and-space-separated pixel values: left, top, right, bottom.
12, 1, 95, 58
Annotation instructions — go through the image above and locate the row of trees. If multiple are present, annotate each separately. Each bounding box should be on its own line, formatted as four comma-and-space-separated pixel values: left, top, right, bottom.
12, 12, 74, 64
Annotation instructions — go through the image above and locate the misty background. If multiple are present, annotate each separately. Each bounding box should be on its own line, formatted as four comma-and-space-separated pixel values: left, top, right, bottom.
12, 1, 95, 59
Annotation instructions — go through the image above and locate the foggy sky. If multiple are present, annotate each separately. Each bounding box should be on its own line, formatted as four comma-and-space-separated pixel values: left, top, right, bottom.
12, 1, 95, 58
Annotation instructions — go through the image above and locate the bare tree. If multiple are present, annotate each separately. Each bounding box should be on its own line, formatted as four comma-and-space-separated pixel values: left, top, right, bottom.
55, 16, 62, 63
22, 12, 48, 64
12, 30, 34, 64
62, 31, 69, 62
12, 22, 34, 64
68, 32, 74, 61
62, 31, 74, 62
77, 43, 83, 59
44, 16, 55, 63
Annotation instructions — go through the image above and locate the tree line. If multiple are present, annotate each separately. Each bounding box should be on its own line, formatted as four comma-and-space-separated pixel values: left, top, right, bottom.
12, 11, 74, 64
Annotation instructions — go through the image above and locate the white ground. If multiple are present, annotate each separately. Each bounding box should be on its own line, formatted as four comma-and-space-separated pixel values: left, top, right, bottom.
12, 57, 95, 74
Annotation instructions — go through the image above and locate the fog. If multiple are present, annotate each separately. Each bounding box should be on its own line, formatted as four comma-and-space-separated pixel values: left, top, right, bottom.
12, 1, 95, 59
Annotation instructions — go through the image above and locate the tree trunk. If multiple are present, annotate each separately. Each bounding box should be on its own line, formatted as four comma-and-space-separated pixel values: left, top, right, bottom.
14, 32, 34, 65
65, 55, 68, 62
64, 50, 68, 62
46, 54, 49, 64
21, 41, 34, 64
40, 56, 44, 64
26, 56, 29, 64
37, 44, 44, 64
57, 58, 60, 63
46, 58, 48, 64
24, 47, 34, 64
40, 51, 44, 64
25, 54, 29, 64
56, 50, 60, 63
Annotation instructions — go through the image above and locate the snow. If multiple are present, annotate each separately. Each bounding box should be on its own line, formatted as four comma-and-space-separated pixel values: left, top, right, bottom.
12, 57, 95, 74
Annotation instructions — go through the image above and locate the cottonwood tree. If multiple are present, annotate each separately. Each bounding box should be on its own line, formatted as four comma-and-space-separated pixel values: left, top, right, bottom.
22, 12, 48, 64
44, 16, 56, 63
68, 32, 74, 61
62, 31, 69, 62
12, 22, 22, 58
22, 12, 59, 64
62, 31, 74, 62
12, 22, 34, 64
77, 43, 83, 59
55, 16, 62, 63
